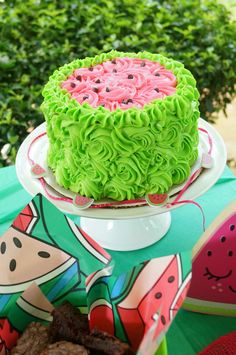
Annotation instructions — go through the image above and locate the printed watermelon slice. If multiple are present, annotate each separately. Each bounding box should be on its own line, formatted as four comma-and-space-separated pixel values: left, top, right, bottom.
12, 202, 38, 233
185, 201, 236, 316
89, 302, 115, 335
0, 227, 75, 294
0, 318, 20, 353
31, 164, 47, 178
117, 255, 189, 350
145, 193, 169, 207
73, 195, 94, 209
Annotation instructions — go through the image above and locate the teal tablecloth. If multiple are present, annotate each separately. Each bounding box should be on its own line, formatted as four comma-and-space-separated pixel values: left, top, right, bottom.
0, 165, 236, 354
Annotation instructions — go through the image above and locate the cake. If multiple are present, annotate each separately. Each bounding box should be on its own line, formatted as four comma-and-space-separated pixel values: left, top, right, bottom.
41, 50, 200, 202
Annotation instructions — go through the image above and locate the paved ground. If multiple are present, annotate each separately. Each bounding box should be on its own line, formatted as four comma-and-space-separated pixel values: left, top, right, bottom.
214, 99, 236, 174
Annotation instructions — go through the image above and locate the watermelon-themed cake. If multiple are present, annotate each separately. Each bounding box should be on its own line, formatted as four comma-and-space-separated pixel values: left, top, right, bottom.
41, 50, 200, 202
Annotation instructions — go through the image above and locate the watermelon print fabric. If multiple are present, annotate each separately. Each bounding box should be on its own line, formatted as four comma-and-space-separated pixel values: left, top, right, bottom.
0, 194, 191, 354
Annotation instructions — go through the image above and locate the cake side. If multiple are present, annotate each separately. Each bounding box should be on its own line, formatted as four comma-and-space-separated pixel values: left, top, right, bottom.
41, 50, 200, 201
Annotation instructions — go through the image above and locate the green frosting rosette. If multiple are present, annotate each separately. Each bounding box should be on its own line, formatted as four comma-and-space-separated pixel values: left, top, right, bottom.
41, 50, 200, 201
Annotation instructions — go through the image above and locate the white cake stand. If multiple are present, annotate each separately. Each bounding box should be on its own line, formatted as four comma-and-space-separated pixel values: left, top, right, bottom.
16, 119, 226, 251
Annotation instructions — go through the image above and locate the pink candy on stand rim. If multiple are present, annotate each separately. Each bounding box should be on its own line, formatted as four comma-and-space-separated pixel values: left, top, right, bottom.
145, 193, 169, 207
31, 164, 47, 178
73, 195, 94, 209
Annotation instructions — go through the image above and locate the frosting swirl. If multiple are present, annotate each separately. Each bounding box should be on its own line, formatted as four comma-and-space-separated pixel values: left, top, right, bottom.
61, 57, 176, 111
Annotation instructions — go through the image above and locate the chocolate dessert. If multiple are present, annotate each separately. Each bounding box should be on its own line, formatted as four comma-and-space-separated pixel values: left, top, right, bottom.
11, 322, 49, 355
40, 341, 88, 354
11, 302, 134, 355
49, 301, 89, 344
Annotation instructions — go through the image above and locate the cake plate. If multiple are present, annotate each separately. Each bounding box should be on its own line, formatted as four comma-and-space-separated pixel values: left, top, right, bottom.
16, 119, 226, 251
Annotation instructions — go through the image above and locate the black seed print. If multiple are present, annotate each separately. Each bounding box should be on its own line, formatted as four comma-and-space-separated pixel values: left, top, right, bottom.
9, 259, 16, 272
13, 237, 22, 248
230, 224, 235, 231
168, 276, 175, 283
155, 292, 162, 299
207, 250, 212, 256
221, 236, 226, 242
228, 250, 233, 257
0, 242, 6, 254
38, 251, 50, 258
161, 315, 166, 325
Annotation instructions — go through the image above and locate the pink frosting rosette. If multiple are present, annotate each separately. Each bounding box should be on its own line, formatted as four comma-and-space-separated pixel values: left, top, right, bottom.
61, 57, 177, 111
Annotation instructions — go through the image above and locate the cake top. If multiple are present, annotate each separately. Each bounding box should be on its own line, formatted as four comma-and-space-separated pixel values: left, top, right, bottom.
42, 50, 199, 119
61, 57, 176, 111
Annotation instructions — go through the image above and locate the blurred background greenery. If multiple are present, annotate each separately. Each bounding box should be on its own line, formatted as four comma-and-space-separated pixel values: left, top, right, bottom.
0, 0, 236, 166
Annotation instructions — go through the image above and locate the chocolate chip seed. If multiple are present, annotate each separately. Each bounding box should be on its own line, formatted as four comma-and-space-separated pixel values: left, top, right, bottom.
13, 237, 22, 248
83, 96, 89, 100
93, 87, 99, 93
230, 224, 235, 231
155, 88, 160, 92
155, 292, 162, 299
128, 74, 133, 79
111, 59, 117, 64
155, 73, 160, 76
0, 242, 6, 254
9, 259, 16, 272
95, 79, 101, 83
112, 69, 117, 73
88, 67, 93, 71
76, 75, 81, 81
141, 61, 146, 67
70, 82, 76, 88
38, 251, 51, 258
168, 276, 175, 283
106, 87, 110, 92
161, 315, 166, 325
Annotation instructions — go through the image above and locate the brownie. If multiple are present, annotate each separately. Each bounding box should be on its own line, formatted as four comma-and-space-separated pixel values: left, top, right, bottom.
11, 322, 49, 355
40, 341, 89, 354
49, 301, 89, 344
82, 328, 134, 355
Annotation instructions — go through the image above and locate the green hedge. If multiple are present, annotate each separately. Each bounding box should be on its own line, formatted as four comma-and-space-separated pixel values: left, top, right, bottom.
0, 0, 236, 166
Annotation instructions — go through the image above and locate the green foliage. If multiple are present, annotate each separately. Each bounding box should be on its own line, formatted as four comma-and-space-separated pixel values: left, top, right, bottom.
0, 0, 236, 166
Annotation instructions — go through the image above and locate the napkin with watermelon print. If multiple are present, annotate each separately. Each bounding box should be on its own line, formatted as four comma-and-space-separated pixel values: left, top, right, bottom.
184, 200, 236, 316
0, 193, 192, 354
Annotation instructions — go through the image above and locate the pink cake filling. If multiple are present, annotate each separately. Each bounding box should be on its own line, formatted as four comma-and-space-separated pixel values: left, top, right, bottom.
61, 57, 177, 111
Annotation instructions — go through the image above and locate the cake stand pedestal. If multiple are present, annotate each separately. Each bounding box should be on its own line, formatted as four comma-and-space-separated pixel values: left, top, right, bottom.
80, 212, 171, 251
16, 119, 226, 251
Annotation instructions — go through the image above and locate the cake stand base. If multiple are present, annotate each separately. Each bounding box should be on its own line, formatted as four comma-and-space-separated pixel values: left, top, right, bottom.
80, 212, 171, 251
